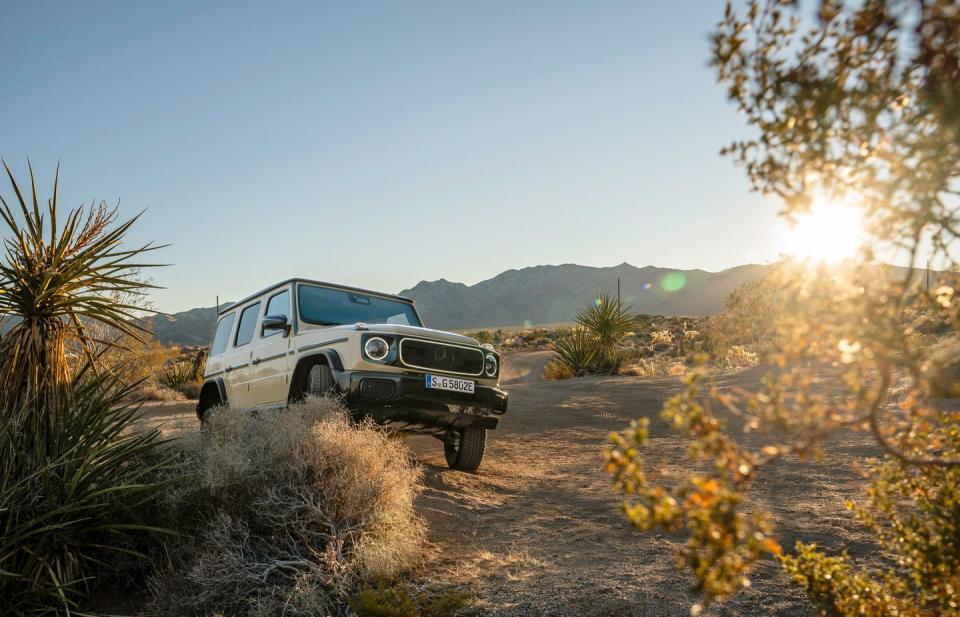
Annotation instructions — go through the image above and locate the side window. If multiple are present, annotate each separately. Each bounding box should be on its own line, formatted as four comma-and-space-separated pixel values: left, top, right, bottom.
210, 313, 236, 356
262, 290, 290, 338
234, 302, 261, 347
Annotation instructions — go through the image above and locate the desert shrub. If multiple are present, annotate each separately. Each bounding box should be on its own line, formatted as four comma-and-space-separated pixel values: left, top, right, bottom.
543, 359, 574, 381
157, 359, 198, 389
575, 291, 637, 363
608, 2, 960, 614
649, 329, 673, 348
924, 334, 960, 398
148, 396, 425, 616
0, 162, 171, 614
350, 580, 472, 617
132, 380, 186, 401
703, 271, 782, 356
176, 380, 203, 399
549, 327, 598, 377
548, 292, 639, 377
468, 330, 493, 345
141, 351, 206, 400
714, 345, 758, 370
620, 356, 684, 378
592, 347, 625, 374
102, 332, 177, 385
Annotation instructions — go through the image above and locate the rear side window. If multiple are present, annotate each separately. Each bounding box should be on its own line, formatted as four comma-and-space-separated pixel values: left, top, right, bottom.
262, 290, 290, 338
234, 302, 261, 347
210, 313, 236, 356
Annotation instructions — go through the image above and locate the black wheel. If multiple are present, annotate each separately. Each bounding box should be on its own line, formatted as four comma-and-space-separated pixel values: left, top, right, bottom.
290, 360, 336, 402
444, 427, 486, 471
197, 383, 224, 428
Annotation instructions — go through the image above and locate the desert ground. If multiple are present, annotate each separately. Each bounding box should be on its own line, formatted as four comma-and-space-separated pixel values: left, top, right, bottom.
142, 352, 880, 617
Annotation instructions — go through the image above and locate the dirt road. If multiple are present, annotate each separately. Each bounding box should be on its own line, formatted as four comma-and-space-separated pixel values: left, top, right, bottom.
499, 350, 552, 385
144, 353, 879, 616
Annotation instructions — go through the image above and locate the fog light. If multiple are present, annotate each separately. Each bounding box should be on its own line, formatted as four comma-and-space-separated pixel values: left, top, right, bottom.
359, 378, 395, 400
364, 337, 390, 361
484, 353, 498, 376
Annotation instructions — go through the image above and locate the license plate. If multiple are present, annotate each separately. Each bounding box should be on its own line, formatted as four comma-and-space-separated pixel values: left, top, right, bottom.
425, 374, 475, 394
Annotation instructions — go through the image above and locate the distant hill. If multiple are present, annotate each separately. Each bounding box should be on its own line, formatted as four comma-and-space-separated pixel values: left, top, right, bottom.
141, 262, 768, 346
399, 263, 769, 330
147, 304, 232, 347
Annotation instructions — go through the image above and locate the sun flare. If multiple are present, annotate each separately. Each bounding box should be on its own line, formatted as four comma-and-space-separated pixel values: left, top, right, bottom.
783, 200, 865, 263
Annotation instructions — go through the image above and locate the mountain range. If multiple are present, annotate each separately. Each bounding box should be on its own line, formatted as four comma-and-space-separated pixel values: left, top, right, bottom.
146, 263, 768, 346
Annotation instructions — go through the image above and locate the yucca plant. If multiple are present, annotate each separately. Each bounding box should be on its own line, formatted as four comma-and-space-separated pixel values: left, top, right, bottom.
0, 376, 171, 616
0, 161, 172, 614
551, 327, 599, 376
157, 358, 200, 390
575, 290, 637, 363
0, 161, 163, 453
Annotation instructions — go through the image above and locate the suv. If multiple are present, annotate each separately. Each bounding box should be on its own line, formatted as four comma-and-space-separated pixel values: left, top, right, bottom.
197, 278, 507, 471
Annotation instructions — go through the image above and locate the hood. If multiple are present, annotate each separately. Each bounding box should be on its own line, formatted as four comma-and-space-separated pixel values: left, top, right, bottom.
329, 323, 479, 346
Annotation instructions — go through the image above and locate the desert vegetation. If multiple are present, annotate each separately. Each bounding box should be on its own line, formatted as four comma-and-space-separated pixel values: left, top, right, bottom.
0, 162, 171, 615
606, 2, 960, 615
0, 165, 433, 616
531, 288, 760, 381
147, 395, 426, 616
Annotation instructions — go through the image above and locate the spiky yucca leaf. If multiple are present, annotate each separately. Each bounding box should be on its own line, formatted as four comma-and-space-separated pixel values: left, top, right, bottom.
0, 372, 172, 616
551, 327, 599, 376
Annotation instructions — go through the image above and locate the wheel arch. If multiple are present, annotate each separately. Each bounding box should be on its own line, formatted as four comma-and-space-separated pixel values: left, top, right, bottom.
288, 350, 344, 401
196, 378, 228, 420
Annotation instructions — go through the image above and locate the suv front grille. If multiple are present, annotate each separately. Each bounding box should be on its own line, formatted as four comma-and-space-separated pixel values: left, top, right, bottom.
399, 338, 484, 376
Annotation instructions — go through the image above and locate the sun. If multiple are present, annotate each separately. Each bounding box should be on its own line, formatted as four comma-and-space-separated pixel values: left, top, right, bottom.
783, 199, 865, 263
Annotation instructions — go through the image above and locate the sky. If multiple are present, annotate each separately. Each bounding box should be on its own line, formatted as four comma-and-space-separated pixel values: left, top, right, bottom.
1, 1, 789, 313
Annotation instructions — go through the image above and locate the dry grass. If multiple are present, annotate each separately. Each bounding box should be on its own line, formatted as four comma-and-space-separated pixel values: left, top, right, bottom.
543, 359, 575, 381
714, 344, 759, 370
619, 356, 686, 377
131, 380, 185, 401
148, 396, 425, 616
649, 329, 673, 347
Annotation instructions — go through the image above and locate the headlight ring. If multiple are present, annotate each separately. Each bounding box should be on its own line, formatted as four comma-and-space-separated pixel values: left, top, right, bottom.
484, 353, 498, 377
364, 336, 391, 361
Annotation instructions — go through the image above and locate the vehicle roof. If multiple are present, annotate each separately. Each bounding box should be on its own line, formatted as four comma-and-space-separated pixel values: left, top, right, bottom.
218, 278, 415, 315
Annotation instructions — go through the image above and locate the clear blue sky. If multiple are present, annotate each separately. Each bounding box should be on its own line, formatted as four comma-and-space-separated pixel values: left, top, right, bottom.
1, 1, 786, 313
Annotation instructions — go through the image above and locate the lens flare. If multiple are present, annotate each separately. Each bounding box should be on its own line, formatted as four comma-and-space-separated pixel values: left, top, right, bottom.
661, 272, 687, 292
784, 200, 864, 263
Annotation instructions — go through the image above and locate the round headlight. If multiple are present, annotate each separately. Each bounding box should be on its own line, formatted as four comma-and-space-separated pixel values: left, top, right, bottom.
364, 337, 390, 361
484, 353, 498, 376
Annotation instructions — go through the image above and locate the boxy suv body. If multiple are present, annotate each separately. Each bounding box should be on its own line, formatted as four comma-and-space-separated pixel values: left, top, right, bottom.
197, 278, 507, 470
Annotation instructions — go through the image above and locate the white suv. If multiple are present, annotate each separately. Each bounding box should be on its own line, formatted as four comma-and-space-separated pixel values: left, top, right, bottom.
197, 278, 508, 470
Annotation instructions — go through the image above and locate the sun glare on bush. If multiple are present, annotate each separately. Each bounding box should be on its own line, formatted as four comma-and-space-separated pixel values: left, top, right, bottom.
784, 200, 865, 263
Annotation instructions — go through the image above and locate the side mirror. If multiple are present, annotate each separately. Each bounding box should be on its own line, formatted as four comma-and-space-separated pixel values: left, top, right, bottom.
262, 314, 290, 336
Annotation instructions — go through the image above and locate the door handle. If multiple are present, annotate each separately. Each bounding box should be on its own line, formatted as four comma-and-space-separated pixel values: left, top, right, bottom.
252, 358, 261, 366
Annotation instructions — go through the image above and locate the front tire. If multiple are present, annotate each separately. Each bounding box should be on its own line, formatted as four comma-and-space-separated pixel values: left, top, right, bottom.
290, 361, 336, 403
444, 427, 486, 471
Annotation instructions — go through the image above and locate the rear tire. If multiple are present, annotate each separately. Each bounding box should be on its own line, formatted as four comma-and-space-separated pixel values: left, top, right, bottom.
197, 383, 224, 427
444, 427, 486, 471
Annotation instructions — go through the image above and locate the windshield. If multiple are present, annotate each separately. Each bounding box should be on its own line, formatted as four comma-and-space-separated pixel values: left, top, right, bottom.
297, 284, 422, 327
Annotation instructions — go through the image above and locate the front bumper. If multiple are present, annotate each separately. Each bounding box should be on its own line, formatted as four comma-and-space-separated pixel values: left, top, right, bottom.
335, 370, 508, 434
